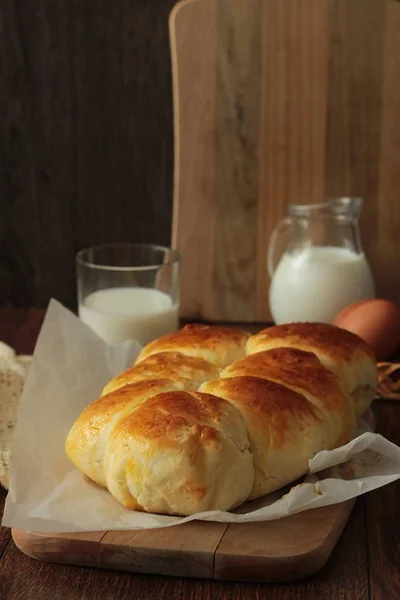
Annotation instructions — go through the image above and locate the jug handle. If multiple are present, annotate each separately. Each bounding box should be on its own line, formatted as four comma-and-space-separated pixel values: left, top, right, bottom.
267, 217, 292, 278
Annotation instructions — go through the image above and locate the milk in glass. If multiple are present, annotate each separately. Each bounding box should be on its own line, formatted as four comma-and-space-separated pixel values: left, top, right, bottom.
79, 287, 179, 345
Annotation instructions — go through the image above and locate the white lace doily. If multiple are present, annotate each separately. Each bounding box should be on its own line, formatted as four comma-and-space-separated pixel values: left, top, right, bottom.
0, 343, 31, 490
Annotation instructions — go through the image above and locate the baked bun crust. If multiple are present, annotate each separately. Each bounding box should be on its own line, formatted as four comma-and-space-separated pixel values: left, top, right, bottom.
66, 322, 377, 516
247, 323, 377, 417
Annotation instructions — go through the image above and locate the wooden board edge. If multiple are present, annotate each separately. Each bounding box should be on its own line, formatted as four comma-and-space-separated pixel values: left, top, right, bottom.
10, 500, 355, 582
169, 0, 202, 249
168, 0, 218, 319
12, 529, 106, 568
213, 499, 356, 583
99, 521, 229, 579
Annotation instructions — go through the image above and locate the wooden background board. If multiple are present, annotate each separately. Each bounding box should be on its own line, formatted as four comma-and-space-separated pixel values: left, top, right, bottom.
170, 0, 400, 322
12, 500, 355, 584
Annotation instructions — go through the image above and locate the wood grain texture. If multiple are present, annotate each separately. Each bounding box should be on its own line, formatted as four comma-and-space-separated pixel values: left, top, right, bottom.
169, 0, 217, 319
324, 0, 385, 297
171, 0, 400, 322
221, 499, 370, 600
100, 521, 228, 579
0, 0, 176, 309
12, 530, 106, 567
214, 501, 355, 583
1, 503, 370, 600
256, 0, 330, 317
0, 541, 171, 600
366, 403, 400, 600
376, 0, 400, 305
11, 498, 357, 584
212, 0, 261, 321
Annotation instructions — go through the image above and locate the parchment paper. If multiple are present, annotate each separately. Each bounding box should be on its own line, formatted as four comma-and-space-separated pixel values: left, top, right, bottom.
3, 299, 400, 532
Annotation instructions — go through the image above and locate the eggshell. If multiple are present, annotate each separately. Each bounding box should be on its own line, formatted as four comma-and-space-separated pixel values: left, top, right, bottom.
333, 299, 372, 324
333, 299, 400, 361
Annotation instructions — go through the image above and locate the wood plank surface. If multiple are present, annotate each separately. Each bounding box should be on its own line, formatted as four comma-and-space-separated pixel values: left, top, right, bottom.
0, 0, 176, 309
99, 521, 228, 579
240, 498, 370, 600
212, 0, 262, 321
171, 0, 400, 322
214, 501, 355, 583
376, 0, 400, 305
169, 0, 217, 319
3, 501, 370, 599
366, 401, 400, 600
11, 498, 355, 584
12, 530, 106, 568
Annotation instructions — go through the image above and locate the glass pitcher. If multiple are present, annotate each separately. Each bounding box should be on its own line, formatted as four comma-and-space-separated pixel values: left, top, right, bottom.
267, 197, 375, 324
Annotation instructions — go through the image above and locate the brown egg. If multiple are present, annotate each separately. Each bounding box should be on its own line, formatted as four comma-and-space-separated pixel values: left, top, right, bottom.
333, 299, 372, 324
333, 299, 400, 361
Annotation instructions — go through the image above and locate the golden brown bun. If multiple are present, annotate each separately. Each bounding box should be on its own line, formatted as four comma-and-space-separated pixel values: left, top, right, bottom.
102, 352, 219, 396
104, 390, 253, 514
201, 376, 327, 500
220, 348, 355, 448
66, 321, 378, 516
136, 324, 250, 367
247, 323, 377, 418
66, 379, 191, 487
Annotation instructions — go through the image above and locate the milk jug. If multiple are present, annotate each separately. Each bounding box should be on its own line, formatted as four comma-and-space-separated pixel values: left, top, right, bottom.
268, 198, 376, 324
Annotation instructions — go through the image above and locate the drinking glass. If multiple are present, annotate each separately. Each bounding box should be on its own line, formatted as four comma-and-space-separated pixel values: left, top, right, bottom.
76, 243, 180, 345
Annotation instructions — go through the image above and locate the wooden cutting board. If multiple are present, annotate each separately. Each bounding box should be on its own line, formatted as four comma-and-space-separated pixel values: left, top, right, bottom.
11, 409, 376, 582
11, 397, 376, 583
170, 0, 400, 322
12, 500, 355, 583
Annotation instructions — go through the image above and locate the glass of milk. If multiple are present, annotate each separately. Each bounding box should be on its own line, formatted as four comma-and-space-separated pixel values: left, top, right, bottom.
267, 198, 376, 324
76, 243, 180, 345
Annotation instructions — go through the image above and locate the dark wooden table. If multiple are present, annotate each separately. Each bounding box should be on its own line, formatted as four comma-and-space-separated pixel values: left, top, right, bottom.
0, 309, 399, 600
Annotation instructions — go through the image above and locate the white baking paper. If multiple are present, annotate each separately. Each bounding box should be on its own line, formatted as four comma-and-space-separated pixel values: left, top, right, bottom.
3, 299, 400, 532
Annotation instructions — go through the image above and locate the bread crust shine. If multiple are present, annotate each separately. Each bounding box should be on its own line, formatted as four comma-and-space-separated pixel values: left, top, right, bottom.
104, 390, 253, 514
65, 322, 377, 516
247, 323, 378, 416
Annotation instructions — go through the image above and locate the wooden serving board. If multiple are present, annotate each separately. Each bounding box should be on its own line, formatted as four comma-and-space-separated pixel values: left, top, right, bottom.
170, 0, 400, 322
9, 347, 377, 584
11, 411, 376, 582
12, 500, 355, 583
